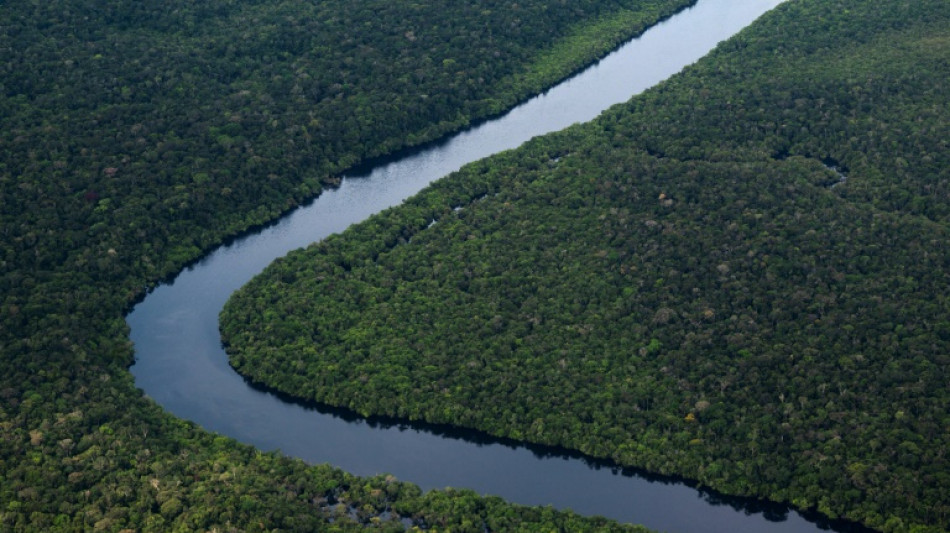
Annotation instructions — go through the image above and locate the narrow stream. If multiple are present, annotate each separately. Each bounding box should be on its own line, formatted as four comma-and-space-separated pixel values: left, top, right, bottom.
128, 1, 866, 531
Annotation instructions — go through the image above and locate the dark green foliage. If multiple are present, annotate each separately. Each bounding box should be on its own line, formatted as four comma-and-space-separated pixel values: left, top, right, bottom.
222, 1, 950, 531
0, 0, 693, 293
0, 0, 692, 529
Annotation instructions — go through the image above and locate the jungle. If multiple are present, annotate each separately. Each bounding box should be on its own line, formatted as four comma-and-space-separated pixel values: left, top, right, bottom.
0, 0, 695, 530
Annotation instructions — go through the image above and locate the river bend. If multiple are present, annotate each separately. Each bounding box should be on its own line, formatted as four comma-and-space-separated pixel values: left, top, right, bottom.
127, 1, 864, 531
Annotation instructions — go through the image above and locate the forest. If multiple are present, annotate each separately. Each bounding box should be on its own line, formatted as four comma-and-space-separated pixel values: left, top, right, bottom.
0, 0, 694, 530
221, 0, 950, 531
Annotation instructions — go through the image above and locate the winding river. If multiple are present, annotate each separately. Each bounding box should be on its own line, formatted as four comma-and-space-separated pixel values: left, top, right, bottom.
128, 1, 867, 531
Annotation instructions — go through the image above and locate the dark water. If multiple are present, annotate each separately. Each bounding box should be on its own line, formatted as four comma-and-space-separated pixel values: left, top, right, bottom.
128, 1, 867, 531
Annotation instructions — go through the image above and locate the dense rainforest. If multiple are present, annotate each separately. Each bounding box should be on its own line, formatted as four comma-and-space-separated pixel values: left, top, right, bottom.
221, 0, 950, 531
0, 0, 695, 530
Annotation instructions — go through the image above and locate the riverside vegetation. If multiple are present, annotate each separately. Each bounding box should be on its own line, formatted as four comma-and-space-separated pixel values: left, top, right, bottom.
0, 0, 694, 530
221, 0, 950, 531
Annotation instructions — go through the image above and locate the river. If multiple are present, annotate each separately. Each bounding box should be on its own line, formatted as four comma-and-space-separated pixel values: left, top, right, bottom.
127, 0, 867, 531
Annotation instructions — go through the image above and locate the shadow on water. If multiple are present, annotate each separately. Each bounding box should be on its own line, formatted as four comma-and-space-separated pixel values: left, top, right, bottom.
239, 372, 874, 533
